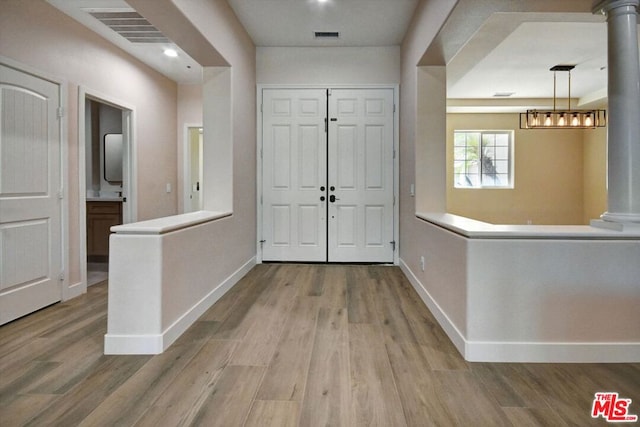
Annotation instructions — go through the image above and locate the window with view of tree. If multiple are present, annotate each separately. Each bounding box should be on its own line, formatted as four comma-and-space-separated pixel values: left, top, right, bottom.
454, 131, 513, 188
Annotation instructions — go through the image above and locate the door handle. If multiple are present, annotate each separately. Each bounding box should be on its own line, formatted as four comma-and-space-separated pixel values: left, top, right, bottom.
329, 195, 340, 203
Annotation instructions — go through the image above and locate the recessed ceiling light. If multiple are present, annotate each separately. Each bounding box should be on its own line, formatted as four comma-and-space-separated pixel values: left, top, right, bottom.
163, 48, 178, 58
318, 0, 329, 3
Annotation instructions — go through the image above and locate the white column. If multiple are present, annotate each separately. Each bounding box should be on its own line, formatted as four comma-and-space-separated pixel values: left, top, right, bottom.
593, 0, 640, 224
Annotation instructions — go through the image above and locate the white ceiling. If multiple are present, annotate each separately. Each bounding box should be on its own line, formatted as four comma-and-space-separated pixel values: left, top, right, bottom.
225, 0, 419, 47
45, 0, 638, 108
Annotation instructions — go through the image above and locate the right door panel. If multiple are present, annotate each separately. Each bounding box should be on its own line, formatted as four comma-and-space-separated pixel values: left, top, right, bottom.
327, 89, 395, 263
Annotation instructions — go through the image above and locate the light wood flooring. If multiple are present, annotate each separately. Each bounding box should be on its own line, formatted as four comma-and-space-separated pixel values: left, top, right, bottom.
1, 264, 638, 426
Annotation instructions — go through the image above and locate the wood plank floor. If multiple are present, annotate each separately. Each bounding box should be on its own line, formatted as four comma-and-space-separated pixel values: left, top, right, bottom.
1, 264, 638, 426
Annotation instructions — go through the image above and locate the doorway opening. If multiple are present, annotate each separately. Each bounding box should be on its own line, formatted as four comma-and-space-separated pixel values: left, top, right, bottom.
79, 90, 136, 289
183, 125, 203, 213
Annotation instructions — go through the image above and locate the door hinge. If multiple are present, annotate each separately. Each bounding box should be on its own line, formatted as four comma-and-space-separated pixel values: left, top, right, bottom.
324, 117, 328, 133
393, 195, 396, 206
260, 103, 263, 112
57, 190, 64, 200
393, 149, 396, 159
393, 104, 396, 113
390, 241, 396, 251
58, 271, 65, 281
327, 88, 332, 96
57, 107, 64, 118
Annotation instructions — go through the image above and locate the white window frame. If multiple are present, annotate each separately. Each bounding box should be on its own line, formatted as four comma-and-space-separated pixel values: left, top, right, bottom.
453, 130, 514, 189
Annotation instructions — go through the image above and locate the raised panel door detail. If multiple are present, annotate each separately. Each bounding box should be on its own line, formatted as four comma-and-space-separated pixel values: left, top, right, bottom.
0, 220, 49, 290
365, 125, 384, 190
271, 205, 291, 246
1, 87, 49, 196
337, 125, 357, 190
364, 206, 384, 247
300, 98, 320, 116
298, 205, 320, 246
272, 126, 291, 190
271, 99, 291, 116
364, 98, 385, 116
299, 125, 320, 190
336, 205, 357, 247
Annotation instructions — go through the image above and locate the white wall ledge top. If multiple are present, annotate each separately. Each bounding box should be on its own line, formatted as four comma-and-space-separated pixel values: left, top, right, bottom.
111, 211, 232, 235
417, 212, 640, 240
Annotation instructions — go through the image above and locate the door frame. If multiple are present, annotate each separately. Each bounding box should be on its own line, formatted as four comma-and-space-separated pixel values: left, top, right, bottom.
256, 84, 399, 265
182, 123, 203, 213
78, 87, 137, 292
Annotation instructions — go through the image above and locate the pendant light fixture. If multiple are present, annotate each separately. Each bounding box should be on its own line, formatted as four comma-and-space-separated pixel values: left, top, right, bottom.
520, 65, 606, 129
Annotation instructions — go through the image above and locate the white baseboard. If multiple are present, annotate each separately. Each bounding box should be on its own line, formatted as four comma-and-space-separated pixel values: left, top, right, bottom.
104, 333, 163, 355
104, 256, 256, 355
399, 258, 640, 363
465, 341, 640, 363
64, 280, 86, 301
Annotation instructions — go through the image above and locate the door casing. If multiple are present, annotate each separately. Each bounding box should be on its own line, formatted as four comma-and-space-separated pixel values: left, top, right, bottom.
256, 84, 399, 264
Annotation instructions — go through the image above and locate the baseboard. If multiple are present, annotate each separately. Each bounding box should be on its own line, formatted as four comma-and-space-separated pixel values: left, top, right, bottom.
160, 256, 257, 352
399, 258, 640, 363
104, 333, 163, 355
64, 280, 86, 301
465, 341, 640, 363
398, 258, 467, 357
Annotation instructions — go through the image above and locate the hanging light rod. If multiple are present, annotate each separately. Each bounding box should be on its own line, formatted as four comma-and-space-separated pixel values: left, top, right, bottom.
520, 64, 607, 129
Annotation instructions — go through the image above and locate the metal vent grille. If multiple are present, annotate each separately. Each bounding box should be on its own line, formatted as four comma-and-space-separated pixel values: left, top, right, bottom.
88, 11, 170, 43
314, 31, 340, 39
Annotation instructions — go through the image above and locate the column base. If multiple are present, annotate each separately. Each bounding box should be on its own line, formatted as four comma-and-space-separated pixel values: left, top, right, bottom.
591, 216, 640, 232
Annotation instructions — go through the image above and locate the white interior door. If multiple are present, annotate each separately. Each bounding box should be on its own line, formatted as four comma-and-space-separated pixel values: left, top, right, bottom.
327, 89, 395, 263
261, 89, 327, 262
0, 64, 62, 324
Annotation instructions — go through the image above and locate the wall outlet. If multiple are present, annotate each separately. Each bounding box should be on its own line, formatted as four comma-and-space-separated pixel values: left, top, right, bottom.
420, 255, 425, 271
166, 183, 172, 193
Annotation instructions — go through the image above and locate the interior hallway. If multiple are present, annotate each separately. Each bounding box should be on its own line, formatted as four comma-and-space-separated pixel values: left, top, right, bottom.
1, 264, 638, 426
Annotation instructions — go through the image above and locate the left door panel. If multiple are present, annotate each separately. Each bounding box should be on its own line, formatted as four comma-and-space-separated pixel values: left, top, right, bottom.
0, 64, 62, 325
262, 89, 327, 262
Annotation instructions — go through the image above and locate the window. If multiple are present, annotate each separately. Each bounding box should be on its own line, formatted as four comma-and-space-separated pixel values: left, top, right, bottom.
454, 130, 513, 188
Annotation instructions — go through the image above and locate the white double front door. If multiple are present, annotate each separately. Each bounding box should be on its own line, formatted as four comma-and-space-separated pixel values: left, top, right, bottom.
261, 88, 395, 263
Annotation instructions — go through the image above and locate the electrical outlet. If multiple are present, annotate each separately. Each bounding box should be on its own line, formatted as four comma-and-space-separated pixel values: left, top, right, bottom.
420, 256, 425, 272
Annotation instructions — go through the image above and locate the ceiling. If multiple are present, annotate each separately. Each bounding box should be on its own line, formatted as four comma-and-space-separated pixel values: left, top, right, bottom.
45, 0, 637, 108
225, 0, 419, 47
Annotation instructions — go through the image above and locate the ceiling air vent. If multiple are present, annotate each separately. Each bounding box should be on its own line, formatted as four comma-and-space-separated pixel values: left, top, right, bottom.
493, 92, 515, 98
88, 10, 170, 43
314, 31, 340, 39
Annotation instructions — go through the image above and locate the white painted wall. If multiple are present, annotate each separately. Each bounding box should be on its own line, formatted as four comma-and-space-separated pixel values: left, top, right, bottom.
257, 46, 400, 84
0, 0, 178, 291
402, 216, 640, 362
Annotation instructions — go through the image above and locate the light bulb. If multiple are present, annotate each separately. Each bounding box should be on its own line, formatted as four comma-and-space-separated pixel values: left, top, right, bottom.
571, 113, 579, 126
544, 113, 552, 126
584, 114, 593, 127
558, 113, 566, 126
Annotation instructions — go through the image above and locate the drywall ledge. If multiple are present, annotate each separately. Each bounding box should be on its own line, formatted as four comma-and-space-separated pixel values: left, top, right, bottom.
104, 211, 253, 355
402, 213, 640, 363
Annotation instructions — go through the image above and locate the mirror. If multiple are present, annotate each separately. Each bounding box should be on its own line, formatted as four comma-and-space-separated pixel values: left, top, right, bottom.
104, 133, 123, 183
